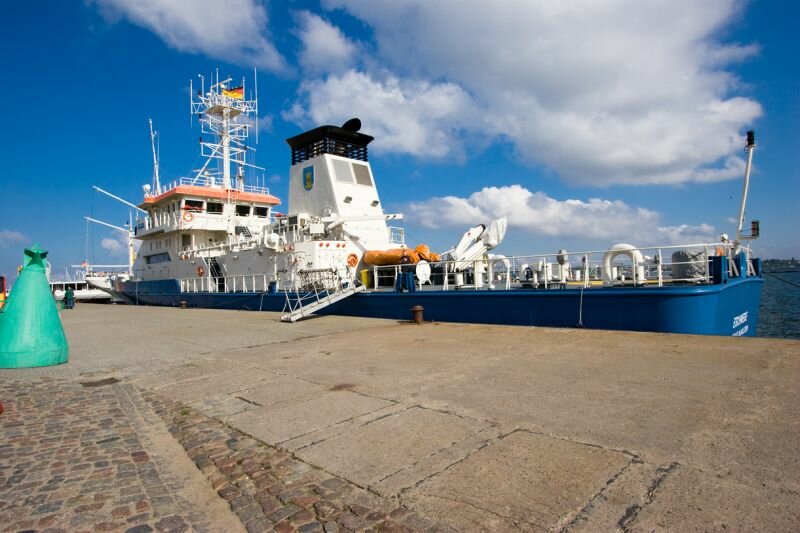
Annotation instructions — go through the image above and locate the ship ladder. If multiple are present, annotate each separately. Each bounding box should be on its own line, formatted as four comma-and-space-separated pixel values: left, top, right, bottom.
281, 269, 365, 322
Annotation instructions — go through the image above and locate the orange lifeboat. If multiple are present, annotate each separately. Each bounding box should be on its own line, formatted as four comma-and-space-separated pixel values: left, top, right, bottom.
363, 244, 441, 266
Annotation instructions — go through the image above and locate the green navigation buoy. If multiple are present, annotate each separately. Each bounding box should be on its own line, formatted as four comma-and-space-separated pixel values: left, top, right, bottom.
0, 244, 68, 368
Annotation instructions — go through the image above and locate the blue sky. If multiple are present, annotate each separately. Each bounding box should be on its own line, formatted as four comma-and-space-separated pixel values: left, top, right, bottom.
1, 0, 798, 281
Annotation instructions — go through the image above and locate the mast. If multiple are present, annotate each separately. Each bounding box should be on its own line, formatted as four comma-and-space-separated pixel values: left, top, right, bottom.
149, 118, 161, 194
735, 130, 756, 244
190, 71, 262, 191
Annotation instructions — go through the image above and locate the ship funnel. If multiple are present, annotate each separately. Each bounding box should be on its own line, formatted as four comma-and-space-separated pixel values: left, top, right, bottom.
0, 244, 69, 368
342, 118, 361, 132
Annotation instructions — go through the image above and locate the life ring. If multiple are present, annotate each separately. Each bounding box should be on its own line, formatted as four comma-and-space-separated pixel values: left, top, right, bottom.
196, 265, 205, 277
183, 212, 194, 223
346, 253, 358, 268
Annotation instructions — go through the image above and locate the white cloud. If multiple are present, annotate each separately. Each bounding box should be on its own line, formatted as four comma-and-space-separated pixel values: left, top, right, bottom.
0, 229, 25, 247
295, 11, 358, 75
100, 234, 127, 255
655, 224, 717, 244
257, 114, 273, 134
406, 185, 716, 245
90, 0, 285, 71
284, 70, 480, 159
296, 0, 761, 185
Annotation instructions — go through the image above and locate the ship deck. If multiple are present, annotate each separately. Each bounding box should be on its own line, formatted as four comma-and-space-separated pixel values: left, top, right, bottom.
3, 305, 798, 531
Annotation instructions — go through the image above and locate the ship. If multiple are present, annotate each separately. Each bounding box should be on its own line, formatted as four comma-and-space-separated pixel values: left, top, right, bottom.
115, 71, 764, 336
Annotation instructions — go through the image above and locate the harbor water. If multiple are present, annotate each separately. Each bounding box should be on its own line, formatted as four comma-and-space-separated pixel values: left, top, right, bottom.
758, 271, 800, 339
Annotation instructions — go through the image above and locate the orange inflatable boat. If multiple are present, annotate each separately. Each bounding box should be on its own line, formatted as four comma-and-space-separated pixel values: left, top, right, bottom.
363, 244, 441, 266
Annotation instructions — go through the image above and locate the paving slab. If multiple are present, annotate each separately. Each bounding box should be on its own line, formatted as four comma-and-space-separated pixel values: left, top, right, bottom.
626, 465, 799, 532
237, 376, 329, 408
226, 390, 394, 444
402, 430, 634, 531
298, 406, 491, 490
146, 367, 274, 403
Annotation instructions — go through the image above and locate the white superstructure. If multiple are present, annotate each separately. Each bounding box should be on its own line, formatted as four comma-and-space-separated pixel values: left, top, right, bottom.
131, 72, 406, 297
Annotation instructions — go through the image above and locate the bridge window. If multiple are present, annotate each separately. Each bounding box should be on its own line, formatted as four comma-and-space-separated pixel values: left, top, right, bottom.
145, 252, 171, 264
207, 202, 223, 214
236, 204, 251, 216
333, 159, 354, 183
254, 206, 269, 218
184, 199, 204, 211
353, 163, 373, 186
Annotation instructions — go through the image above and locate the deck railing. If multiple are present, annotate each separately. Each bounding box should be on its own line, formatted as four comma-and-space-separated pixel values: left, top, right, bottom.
176, 242, 756, 294
180, 274, 274, 294
146, 176, 272, 196
364, 242, 756, 291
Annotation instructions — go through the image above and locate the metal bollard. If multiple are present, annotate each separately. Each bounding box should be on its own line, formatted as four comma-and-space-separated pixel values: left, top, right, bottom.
180, 301, 188, 309
410, 305, 424, 325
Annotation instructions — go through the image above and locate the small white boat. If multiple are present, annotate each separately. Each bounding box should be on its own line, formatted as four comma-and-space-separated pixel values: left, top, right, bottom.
47, 264, 118, 303
50, 280, 111, 303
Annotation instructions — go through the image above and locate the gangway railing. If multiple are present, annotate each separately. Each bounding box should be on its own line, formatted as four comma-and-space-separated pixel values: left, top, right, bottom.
281, 269, 364, 322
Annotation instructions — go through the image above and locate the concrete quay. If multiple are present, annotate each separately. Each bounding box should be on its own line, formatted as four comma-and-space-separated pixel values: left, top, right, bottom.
1, 304, 798, 532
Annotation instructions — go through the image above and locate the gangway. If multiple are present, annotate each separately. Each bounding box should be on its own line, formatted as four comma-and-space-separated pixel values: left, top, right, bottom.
281, 269, 365, 322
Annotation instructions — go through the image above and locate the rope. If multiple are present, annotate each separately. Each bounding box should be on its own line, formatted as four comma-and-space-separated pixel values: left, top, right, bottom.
764, 271, 800, 289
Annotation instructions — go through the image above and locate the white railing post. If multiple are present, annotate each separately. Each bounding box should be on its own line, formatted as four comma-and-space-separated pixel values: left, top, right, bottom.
583, 255, 590, 288
543, 258, 549, 289
657, 249, 663, 287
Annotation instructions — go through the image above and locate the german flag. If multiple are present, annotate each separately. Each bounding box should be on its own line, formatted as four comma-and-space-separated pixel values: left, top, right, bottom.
222, 85, 244, 100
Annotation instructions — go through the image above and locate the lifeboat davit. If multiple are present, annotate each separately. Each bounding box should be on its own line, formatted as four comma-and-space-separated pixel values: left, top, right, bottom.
363, 244, 441, 266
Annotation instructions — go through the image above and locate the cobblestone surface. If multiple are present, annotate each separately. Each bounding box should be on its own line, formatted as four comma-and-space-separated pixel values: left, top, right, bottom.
0, 376, 443, 533
144, 392, 445, 532
0, 377, 225, 533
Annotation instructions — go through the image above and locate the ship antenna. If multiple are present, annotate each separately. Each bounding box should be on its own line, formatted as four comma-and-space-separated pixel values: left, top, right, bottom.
149, 118, 160, 195
735, 130, 756, 244
254, 67, 259, 145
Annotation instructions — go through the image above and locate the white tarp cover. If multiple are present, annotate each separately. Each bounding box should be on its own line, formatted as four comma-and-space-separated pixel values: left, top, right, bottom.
481, 218, 508, 249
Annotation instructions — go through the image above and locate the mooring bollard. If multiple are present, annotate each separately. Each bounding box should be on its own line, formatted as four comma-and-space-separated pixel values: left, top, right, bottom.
410, 305, 424, 324
180, 301, 188, 309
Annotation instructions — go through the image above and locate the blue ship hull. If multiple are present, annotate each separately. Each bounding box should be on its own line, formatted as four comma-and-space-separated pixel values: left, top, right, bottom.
118, 275, 763, 337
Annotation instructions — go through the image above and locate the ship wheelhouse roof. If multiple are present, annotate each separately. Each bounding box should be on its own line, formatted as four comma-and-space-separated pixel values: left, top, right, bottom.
139, 185, 281, 209
286, 120, 374, 165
